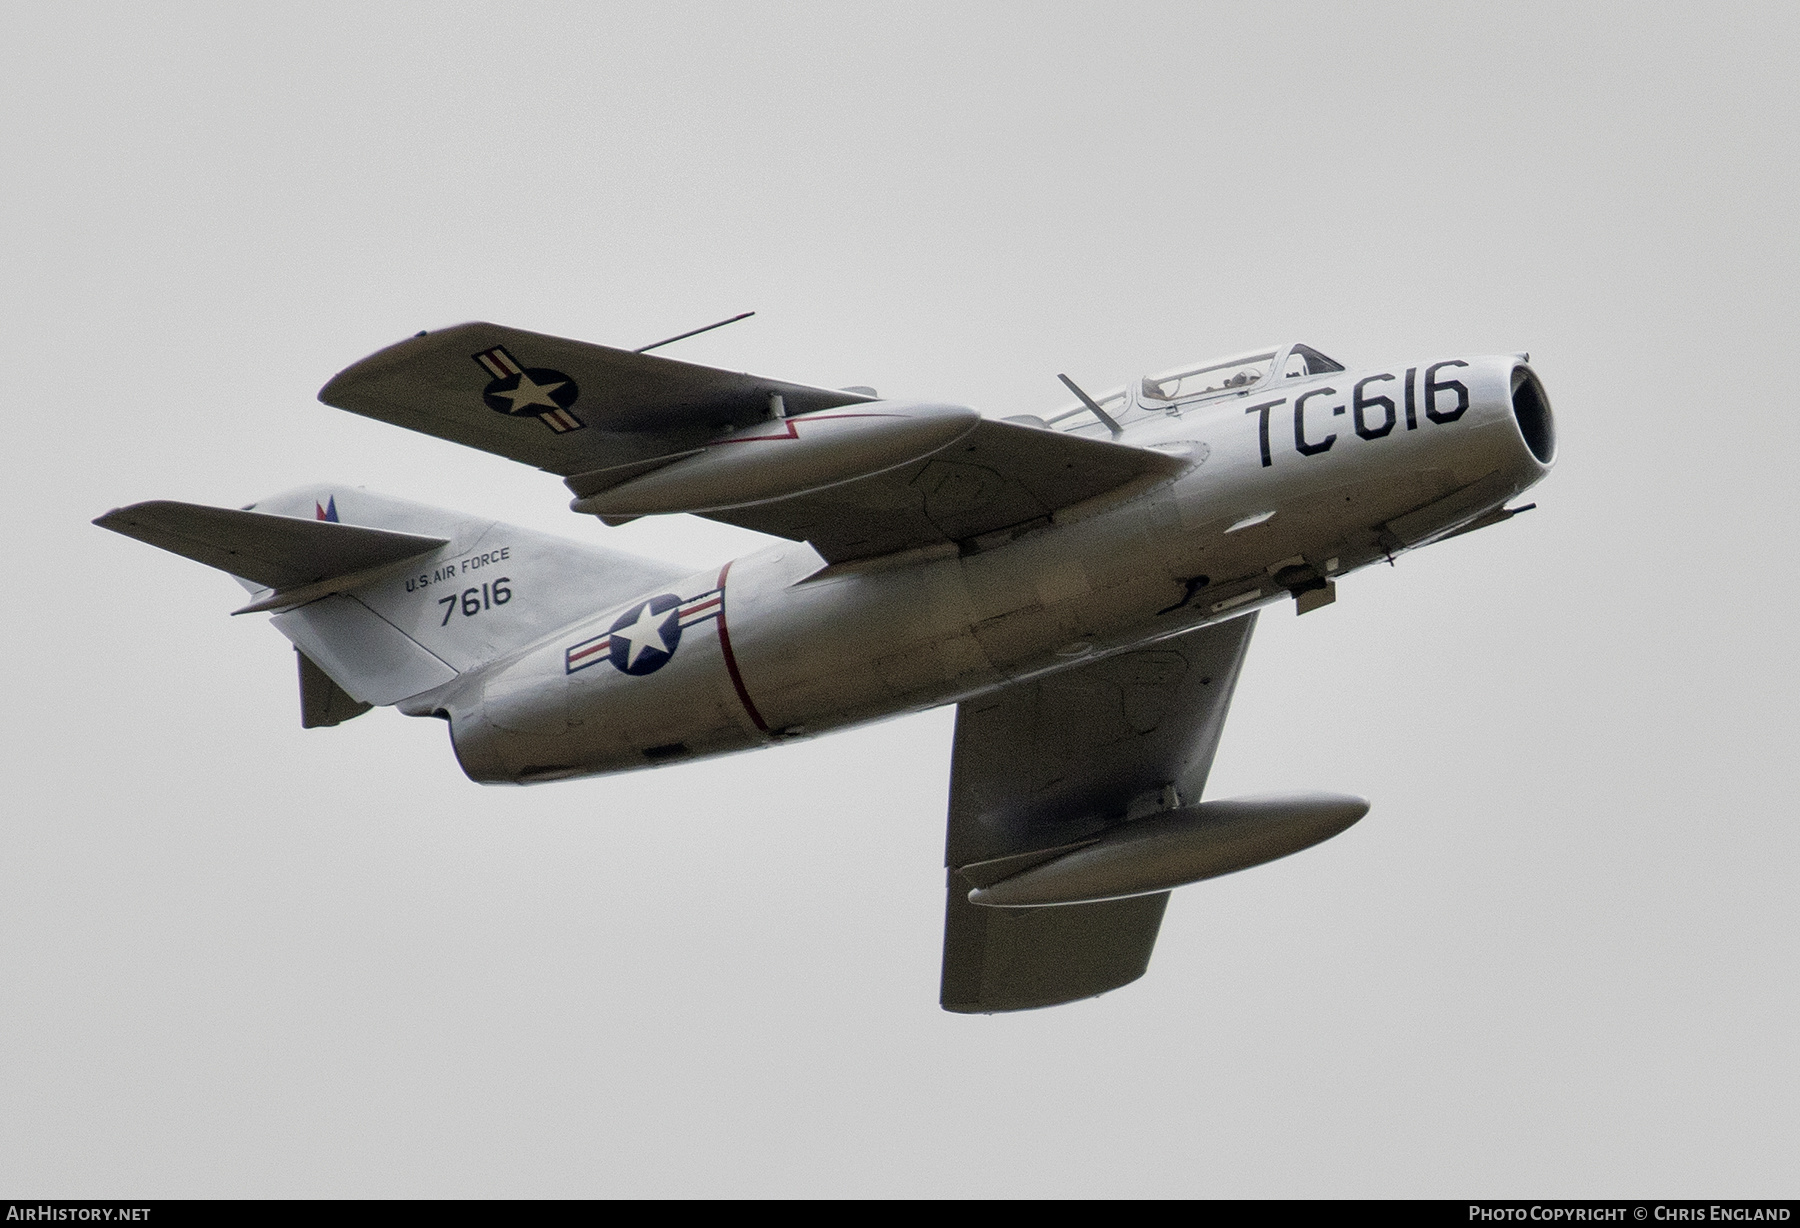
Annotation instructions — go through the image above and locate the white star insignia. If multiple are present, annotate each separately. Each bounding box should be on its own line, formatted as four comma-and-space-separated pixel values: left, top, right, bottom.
493, 371, 568, 414
613, 603, 676, 667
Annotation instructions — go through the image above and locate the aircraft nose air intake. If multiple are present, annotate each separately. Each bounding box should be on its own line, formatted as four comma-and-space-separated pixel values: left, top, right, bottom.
1510, 365, 1556, 465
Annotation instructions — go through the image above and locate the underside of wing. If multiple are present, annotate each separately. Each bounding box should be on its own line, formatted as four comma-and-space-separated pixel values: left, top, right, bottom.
940, 614, 1258, 1013
321, 323, 1189, 565
319, 322, 876, 476
706, 418, 1184, 563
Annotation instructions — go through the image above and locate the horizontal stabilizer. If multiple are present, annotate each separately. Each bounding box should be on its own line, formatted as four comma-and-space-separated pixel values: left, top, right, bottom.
94, 501, 447, 599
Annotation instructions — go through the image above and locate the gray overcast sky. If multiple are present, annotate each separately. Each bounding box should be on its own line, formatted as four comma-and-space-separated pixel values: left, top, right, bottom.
4, 0, 1796, 1197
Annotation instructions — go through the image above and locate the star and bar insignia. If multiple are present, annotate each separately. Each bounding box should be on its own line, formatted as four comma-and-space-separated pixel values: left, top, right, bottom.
565, 589, 724, 676
473, 345, 585, 434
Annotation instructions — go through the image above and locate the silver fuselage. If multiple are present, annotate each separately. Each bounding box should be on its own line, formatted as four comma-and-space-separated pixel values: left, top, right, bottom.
435, 354, 1552, 783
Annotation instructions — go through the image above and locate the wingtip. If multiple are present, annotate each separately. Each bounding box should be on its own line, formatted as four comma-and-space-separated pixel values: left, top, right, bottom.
318, 322, 495, 406
92, 505, 142, 531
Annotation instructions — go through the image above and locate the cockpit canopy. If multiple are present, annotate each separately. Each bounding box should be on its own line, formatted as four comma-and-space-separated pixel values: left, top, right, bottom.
1047, 342, 1346, 436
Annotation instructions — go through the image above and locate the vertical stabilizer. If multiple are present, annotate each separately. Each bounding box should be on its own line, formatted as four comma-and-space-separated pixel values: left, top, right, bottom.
297, 649, 372, 727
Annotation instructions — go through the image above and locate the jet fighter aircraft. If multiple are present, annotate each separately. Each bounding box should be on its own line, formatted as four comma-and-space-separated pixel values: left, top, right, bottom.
96, 324, 1556, 1012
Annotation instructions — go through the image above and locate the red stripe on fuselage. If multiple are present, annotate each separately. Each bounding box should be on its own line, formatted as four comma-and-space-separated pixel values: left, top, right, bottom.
567, 637, 611, 664
713, 561, 769, 734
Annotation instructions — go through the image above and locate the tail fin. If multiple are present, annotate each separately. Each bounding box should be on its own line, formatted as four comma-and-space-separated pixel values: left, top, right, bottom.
297, 647, 372, 727
96, 485, 686, 712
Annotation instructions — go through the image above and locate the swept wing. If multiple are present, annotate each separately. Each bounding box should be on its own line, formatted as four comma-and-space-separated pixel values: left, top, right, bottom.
941, 614, 1258, 1012
319, 323, 1184, 563
319, 322, 875, 475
